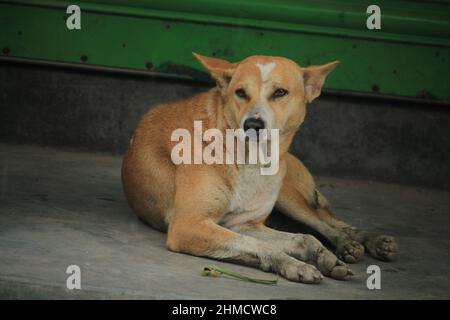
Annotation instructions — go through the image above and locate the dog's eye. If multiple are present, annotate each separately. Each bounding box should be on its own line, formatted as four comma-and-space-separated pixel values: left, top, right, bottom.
272, 88, 289, 99
235, 88, 248, 99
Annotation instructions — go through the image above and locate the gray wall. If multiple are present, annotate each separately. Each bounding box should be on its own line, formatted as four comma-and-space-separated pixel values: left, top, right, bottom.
1, 61, 449, 189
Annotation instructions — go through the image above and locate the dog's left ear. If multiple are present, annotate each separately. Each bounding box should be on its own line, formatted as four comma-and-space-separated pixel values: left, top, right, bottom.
301, 61, 339, 103
193, 52, 237, 89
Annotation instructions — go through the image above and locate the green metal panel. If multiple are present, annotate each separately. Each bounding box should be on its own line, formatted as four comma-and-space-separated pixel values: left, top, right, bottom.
1, 0, 449, 101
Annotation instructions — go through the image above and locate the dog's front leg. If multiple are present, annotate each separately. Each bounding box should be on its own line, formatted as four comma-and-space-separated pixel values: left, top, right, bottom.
277, 185, 398, 262
167, 218, 328, 284
325, 217, 398, 262
277, 153, 397, 263
233, 223, 353, 280
165, 166, 324, 284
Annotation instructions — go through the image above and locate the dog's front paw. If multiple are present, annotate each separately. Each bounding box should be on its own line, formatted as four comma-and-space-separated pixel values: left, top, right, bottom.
279, 259, 323, 284
315, 247, 353, 280
365, 235, 398, 261
336, 240, 365, 264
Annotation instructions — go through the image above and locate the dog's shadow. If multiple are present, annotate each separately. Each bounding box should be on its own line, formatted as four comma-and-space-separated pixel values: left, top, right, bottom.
266, 210, 332, 248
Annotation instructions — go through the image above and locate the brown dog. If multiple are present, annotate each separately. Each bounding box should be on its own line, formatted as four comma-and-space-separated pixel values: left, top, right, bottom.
121, 53, 398, 284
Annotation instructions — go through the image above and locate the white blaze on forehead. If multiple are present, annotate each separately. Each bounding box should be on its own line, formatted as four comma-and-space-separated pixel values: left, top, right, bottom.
242, 62, 275, 132
256, 62, 276, 82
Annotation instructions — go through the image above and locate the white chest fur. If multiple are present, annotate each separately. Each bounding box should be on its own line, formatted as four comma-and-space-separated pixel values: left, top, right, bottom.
220, 164, 283, 229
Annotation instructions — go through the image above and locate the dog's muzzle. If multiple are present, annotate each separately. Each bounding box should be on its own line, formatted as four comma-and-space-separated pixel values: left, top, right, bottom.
243, 117, 265, 133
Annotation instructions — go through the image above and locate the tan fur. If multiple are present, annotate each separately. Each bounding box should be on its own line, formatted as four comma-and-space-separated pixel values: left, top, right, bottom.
122, 53, 397, 284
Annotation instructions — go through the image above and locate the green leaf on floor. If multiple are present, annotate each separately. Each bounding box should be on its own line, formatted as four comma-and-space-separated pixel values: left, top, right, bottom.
202, 264, 278, 285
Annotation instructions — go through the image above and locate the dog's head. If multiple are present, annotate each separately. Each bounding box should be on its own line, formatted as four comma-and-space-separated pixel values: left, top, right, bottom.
193, 53, 338, 138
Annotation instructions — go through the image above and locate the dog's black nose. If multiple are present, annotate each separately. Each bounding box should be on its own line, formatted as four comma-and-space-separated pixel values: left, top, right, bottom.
243, 118, 265, 132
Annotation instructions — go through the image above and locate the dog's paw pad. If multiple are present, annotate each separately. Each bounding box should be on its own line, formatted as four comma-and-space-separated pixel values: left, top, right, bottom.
336, 240, 365, 264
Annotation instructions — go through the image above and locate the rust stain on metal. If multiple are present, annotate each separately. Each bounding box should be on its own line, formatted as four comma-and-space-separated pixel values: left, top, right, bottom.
211, 48, 235, 58
2, 47, 10, 55
372, 84, 380, 93
417, 90, 434, 99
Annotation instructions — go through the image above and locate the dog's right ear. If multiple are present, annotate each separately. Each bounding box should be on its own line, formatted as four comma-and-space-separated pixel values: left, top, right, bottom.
193, 52, 237, 89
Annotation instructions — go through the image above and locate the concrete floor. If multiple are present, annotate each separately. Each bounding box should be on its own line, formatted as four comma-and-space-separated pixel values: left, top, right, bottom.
0, 143, 449, 299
